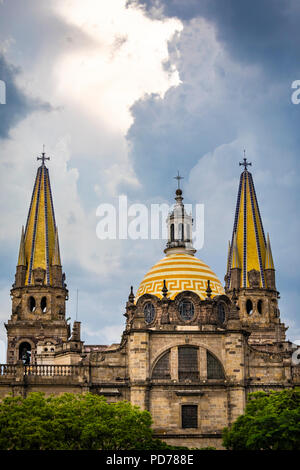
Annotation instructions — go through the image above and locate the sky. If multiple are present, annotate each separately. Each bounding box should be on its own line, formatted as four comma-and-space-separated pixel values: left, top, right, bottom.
0, 0, 299, 361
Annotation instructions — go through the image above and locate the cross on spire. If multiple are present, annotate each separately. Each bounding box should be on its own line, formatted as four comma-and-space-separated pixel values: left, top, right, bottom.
174, 171, 184, 189
239, 150, 251, 171
37, 145, 50, 166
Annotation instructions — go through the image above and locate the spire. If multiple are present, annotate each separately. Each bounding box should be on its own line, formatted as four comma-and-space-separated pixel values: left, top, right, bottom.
17, 226, 26, 266
19, 153, 62, 286
265, 233, 275, 270
164, 174, 196, 256
226, 157, 268, 289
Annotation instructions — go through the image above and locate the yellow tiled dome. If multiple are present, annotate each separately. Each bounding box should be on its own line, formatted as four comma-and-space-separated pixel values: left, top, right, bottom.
135, 253, 224, 301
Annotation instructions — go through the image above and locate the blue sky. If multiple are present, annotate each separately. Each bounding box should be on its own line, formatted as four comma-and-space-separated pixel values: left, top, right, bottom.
0, 0, 299, 360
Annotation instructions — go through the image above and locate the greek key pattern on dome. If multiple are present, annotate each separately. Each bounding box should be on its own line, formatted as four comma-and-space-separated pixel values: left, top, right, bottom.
136, 278, 224, 300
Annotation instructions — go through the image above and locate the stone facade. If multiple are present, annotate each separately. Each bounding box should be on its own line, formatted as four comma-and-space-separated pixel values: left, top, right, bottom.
0, 161, 299, 450
1, 283, 299, 449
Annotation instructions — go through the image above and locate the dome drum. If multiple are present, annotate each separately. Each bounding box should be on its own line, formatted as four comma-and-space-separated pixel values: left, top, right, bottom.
127, 289, 235, 330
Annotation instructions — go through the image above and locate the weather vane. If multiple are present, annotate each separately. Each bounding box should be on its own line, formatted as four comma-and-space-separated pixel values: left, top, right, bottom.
174, 171, 184, 189
37, 145, 50, 166
239, 150, 251, 171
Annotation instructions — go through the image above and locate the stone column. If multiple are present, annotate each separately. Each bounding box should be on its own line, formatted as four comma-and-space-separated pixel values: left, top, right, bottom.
199, 347, 207, 380
128, 331, 150, 410
170, 346, 178, 381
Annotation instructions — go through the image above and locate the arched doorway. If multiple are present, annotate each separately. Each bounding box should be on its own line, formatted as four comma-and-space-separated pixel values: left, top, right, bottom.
19, 342, 31, 365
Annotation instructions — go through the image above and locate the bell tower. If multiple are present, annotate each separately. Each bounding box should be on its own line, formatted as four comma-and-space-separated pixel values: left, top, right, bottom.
5, 151, 70, 364
225, 156, 287, 346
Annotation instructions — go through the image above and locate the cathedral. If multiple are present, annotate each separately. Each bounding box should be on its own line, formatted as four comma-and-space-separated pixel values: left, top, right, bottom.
0, 153, 299, 449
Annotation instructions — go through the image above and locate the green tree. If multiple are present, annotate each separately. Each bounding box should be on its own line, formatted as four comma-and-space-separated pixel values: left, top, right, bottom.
223, 388, 300, 450
0, 392, 179, 450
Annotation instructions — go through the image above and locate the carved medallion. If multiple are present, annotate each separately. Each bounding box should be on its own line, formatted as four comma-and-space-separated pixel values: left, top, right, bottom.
247, 269, 260, 288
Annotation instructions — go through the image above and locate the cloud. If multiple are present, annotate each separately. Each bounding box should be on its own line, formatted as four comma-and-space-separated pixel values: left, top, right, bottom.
127, 16, 265, 196
136, 0, 300, 79
0, 0, 183, 274
52, 0, 182, 134
82, 324, 125, 346
0, 0, 184, 347
0, 54, 50, 138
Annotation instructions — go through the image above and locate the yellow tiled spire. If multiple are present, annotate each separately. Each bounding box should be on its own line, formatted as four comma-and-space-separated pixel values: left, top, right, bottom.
265, 233, 275, 270
21, 155, 59, 286
226, 157, 271, 289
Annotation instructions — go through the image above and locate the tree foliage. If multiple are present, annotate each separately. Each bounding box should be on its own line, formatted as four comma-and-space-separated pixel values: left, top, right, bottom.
223, 388, 300, 450
0, 392, 178, 450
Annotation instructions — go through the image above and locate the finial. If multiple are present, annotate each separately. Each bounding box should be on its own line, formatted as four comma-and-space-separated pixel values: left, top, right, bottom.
162, 279, 168, 298
239, 150, 251, 171
174, 171, 184, 190
128, 286, 135, 303
206, 279, 212, 299
37, 145, 50, 166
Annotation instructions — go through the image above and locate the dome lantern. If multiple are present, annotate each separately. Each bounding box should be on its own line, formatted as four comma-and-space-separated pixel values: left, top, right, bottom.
164, 172, 196, 256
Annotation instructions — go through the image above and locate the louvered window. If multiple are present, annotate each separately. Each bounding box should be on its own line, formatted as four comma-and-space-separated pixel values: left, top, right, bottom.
178, 347, 199, 381
152, 351, 170, 379
207, 351, 224, 379
182, 405, 198, 429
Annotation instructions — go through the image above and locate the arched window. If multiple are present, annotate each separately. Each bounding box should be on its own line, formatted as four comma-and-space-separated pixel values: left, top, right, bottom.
41, 297, 47, 313
178, 223, 184, 241
19, 342, 31, 365
170, 224, 175, 241
178, 346, 199, 381
152, 351, 170, 379
257, 299, 263, 314
28, 296, 36, 312
246, 299, 253, 315
217, 303, 226, 323
207, 351, 224, 379
179, 300, 195, 321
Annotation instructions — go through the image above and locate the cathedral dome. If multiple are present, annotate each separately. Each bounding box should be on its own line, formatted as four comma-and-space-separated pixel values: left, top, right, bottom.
135, 253, 224, 301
